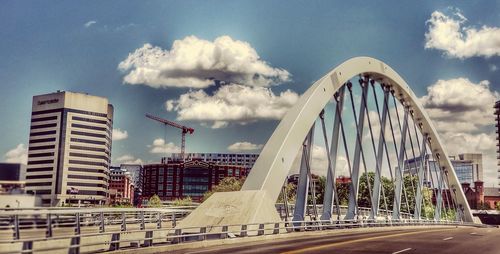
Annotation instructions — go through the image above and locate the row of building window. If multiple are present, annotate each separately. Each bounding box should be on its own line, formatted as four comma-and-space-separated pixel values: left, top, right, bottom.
68, 160, 108, 168
72, 116, 107, 125
28, 152, 54, 158
29, 145, 56, 151
70, 145, 107, 153
67, 174, 106, 181
71, 123, 107, 132
67, 182, 106, 188
30, 123, 57, 129
68, 167, 106, 174
71, 130, 107, 139
183, 177, 209, 183
31, 116, 58, 122
30, 130, 57, 137
69, 152, 108, 161
70, 138, 106, 146
32, 108, 62, 116
29, 138, 56, 144
68, 190, 107, 196
182, 185, 208, 191
28, 159, 53, 165
27, 167, 53, 173
26, 174, 52, 179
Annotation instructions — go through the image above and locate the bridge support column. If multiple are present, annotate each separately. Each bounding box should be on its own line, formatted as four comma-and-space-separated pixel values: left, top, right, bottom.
413, 134, 428, 220
434, 167, 444, 221
293, 124, 315, 222
370, 88, 390, 220
392, 108, 409, 220
345, 83, 369, 220
321, 87, 345, 221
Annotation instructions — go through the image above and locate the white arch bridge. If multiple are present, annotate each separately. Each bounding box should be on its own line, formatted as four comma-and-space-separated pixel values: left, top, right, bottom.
183, 56, 475, 227
1, 57, 485, 254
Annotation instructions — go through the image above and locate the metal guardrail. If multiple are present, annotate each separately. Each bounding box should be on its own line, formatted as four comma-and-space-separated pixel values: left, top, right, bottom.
0, 208, 193, 241
0, 217, 486, 254
276, 204, 415, 221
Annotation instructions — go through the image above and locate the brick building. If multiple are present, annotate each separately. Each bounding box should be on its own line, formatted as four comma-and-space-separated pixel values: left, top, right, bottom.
108, 168, 134, 204
462, 181, 500, 209
142, 159, 247, 202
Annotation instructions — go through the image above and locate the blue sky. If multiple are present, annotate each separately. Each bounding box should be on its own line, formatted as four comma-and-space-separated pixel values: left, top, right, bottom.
1, 1, 499, 184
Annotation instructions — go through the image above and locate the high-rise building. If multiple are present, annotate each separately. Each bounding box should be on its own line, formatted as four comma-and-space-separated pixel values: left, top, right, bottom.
25, 91, 113, 207
495, 100, 500, 186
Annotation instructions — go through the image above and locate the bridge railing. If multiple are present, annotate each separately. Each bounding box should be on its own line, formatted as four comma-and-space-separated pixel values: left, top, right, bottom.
0, 207, 193, 241
276, 204, 414, 221
0, 218, 484, 254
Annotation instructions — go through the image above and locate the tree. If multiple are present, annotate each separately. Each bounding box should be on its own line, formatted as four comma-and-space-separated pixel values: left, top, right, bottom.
202, 177, 245, 201
277, 182, 297, 203
172, 197, 193, 206
147, 194, 162, 208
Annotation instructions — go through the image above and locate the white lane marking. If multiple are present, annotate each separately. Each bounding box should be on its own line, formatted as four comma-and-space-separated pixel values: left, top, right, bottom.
392, 248, 412, 254
443, 237, 453, 241
470, 232, 477, 235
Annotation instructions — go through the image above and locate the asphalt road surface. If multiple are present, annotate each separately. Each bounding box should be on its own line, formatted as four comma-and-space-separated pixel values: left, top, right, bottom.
170, 226, 500, 254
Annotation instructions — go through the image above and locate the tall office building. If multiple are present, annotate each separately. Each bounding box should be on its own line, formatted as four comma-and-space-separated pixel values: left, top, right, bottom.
25, 91, 113, 206
495, 100, 500, 186
404, 153, 483, 186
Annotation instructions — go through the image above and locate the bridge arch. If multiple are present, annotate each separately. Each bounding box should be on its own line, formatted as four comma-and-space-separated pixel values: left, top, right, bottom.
241, 56, 473, 222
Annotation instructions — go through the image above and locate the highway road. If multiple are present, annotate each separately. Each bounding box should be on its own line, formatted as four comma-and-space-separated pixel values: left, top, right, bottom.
170, 226, 500, 254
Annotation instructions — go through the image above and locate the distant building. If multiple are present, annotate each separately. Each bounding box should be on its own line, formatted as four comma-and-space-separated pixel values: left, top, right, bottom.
404, 153, 483, 186
449, 153, 483, 183
495, 100, 500, 186
120, 164, 142, 189
0, 181, 26, 195
484, 187, 500, 209
462, 182, 500, 210
168, 152, 259, 171
142, 159, 247, 202
108, 167, 134, 204
119, 164, 143, 205
0, 181, 41, 208
25, 91, 113, 207
0, 163, 26, 181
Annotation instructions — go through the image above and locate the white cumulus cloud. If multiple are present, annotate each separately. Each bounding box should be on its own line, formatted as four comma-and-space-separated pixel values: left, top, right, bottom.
290, 144, 348, 177
421, 78, 498, 132
112, 128, 128, 141
425, 9, 500, 59
165, 84, 299, 128
420, 77, 499, 186
148, 138, 181, 154
115, 154, 143, 165
227, 142, 263, 152
84, 20, 97, 28
118, 35, 291, 88
4, 144, 28, 164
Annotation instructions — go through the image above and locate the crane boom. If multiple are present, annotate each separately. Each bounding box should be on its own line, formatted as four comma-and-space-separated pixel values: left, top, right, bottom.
145, 113, 194, 161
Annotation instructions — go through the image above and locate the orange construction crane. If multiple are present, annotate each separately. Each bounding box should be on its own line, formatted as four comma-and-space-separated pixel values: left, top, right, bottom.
145, 113, 194, 160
